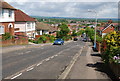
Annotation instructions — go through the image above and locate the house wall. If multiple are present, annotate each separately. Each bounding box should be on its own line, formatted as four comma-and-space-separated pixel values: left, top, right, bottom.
14, 21, 36, 38
0, 9, 14, 22
26, 22, 35, 32
14, 22, 26, 32
2, 22, 14, 35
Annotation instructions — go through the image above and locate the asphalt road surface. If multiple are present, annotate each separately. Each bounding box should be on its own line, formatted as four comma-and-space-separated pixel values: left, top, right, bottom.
2, 39, 86, 79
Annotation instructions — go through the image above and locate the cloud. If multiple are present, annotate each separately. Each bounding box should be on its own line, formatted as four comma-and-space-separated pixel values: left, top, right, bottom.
4, 0, 120, 2
5, 1, 118, 18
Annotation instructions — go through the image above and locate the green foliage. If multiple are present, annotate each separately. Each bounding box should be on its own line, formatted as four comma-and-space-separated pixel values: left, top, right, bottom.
2, 33, 12, 40
91, 35, 103, 43
77, 30, 85, 36
102, 31, 120, 64
62, 35, 72, 41
38, 36, 47, 42
71, 30, 77, 36
29, 34, 55, 44
57, 24, 70, 39
85, 27, 94, 39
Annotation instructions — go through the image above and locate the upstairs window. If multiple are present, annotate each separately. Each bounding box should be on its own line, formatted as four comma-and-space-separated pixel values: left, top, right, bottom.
9, 10, 12, 17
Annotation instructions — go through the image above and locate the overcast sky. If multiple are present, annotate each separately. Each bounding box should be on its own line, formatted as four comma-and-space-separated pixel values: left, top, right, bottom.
4, 0, 119, 18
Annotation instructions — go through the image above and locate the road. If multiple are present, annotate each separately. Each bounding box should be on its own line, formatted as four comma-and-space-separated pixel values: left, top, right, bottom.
2, 39, 86, 79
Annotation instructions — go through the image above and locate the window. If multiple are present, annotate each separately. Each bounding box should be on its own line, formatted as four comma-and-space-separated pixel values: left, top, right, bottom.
27, 22, 31, 29
8, 10, 12, 17
2, 9, 4, 17
0, 26, 4, 35
32, 22, 34, 29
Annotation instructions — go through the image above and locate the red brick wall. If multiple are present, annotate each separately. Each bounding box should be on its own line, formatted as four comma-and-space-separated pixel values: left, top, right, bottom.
2, 22, 15, 36
0, 36, 28, 46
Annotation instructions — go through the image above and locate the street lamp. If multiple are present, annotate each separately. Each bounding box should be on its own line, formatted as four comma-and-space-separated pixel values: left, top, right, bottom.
88, 9, 97, 50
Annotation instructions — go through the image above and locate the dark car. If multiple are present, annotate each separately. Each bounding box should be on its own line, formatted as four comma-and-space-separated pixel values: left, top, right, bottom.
73, 38, 78, 41
53, 39, 64, 45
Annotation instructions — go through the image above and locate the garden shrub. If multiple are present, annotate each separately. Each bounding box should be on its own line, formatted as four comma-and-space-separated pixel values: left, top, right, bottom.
2, 33, 12, 40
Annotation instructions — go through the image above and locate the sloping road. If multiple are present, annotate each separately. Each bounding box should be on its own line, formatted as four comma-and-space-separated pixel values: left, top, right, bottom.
2, 40, 86, 79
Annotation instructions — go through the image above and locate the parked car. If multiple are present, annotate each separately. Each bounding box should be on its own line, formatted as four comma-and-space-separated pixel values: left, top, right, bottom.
73, 38, 78, 41
53, 39, 64, 45
82, 37, 91, 42
82, 38, 87, 42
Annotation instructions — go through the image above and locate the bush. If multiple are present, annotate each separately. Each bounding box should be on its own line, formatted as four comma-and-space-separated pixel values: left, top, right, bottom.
91, 35, 103, 43
38, 36, 47, 43
2, 33, 12, 40
102, 31, 120, 64
49, 35, 55, 42
62, 35, 72, 41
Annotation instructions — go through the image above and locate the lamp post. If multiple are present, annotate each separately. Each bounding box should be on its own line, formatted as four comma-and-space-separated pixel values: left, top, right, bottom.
88, 9, 97, 49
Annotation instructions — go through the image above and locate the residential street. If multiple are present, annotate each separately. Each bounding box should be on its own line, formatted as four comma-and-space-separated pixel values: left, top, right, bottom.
2, 38, 113, 80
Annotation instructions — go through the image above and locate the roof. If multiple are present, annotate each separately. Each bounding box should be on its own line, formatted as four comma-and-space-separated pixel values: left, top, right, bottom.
49, 26, 58, 32
0, 1, 16, 10
99, 27, 105, 31
36, 22, 50, 30
102, 24, 113, 32
15, 9, 36, 22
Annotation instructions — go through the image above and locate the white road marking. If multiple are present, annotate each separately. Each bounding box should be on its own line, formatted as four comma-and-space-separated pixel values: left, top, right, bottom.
55, 55, 58, 57
25, 51, 31, 53
18, 53, 24, 55
45, 58, 50, 61
26, 67, 34, 72
50, 56, 54, 59
37, 62, 42, 66
11, 73, 22, 79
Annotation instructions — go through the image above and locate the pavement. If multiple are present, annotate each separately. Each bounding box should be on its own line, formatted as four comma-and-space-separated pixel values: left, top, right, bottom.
66, 42, 115, 80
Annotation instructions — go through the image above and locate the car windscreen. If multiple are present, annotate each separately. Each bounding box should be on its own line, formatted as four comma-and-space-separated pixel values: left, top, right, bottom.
56, 39, 62, 41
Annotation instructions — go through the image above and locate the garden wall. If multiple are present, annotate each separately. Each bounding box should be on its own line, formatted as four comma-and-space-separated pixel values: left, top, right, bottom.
109, 63, 120, 79
0, 36, 28, 46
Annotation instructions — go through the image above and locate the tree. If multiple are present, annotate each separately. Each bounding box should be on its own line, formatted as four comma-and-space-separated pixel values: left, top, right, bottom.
71, 30, 77, 37
56, 24, 70, 39
85, 27, 94, 39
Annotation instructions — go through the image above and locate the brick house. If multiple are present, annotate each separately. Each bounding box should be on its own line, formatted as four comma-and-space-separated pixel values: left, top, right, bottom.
101, 24, 115, 38
14, 9, 36, 39
0, 1, 16, 36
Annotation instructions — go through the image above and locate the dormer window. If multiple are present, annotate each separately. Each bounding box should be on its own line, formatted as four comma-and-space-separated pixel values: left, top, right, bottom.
9, 10, 12, 17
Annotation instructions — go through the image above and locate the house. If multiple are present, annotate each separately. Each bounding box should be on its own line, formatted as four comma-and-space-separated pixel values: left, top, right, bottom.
14, 9, 36, 39
0, 1, 16, 36
35, 22, 50, 35
100, 23, 116, 38
49, 24, 58, 37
